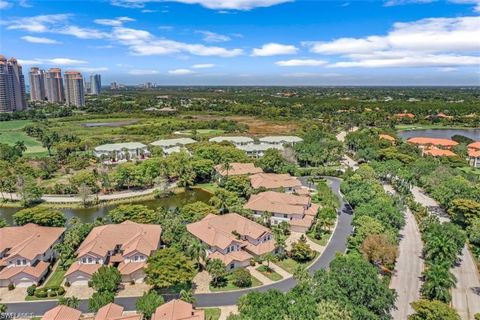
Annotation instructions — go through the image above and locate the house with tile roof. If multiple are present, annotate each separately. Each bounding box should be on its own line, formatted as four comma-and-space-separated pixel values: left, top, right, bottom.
187, 213, 275, 269
468, 141, 480, 168
152, 299, 204, 320
65, 221, 161, 286
423, 148, 457, 157
0, 223, 65, 287
41, 305, 82, 320
379, 134, 395, 143
407, 137, 458, 150
249, 173, 302, 192
244, 191, 319, 233
214, 162, 263, 178
90, 302, 143, 320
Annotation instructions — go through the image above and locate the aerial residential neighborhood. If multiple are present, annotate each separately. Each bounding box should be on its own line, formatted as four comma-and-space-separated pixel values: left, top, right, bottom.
1, 0, 480, 319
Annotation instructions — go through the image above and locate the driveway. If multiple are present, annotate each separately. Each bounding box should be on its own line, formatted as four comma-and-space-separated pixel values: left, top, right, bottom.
4, 177, 354, 316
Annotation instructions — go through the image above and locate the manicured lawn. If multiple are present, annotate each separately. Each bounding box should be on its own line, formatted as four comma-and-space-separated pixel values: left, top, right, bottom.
210, 273, 262, 292
0, 120, 47, 154
178, 129, 225, 136
194, 183, 219, 194
256, 265, 283, 281
307, 231, 332, 246
43, 267, 65, 287
275, 252, 319, 274
204, 308, 221, 320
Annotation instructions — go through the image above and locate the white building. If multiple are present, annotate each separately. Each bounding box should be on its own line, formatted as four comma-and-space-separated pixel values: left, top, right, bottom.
259, 136, 303, 146
94, 142, 150, 163
237, 144, 284, 158
209, 136, 254, 146
150, 138, 196, 156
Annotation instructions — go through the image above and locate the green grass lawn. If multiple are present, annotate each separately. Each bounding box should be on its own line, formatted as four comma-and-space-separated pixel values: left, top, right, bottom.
194, 183, 220, 194
0, 120, 47, 154
43, 267, 65, 287
256, 265, 283, 281
178, 129, 225, 136
210, 273, 262, 292
307, 231, 332, 246
275, 252, 319, 274
204, 308, 221, 320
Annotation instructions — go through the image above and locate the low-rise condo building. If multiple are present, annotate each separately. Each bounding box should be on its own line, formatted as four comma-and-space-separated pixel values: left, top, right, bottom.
0, 223, 65, 287
244, 191, 319, 233
249, 173, 302, 192
407, 137, 458, 150
214, 162, 263, 178
66, 221, 161, 286
187, 213, 275, 269
209, 136, 254, 146
259, 135, 303, 146
152, 299, 204, 320
468, 142, 480, 168
237, 143, 284, 158
94, 142, 150, 163
150, 138, 196, 156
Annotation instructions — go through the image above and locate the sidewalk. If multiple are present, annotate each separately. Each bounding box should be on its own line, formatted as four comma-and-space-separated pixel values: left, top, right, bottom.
247, 266, 272, 285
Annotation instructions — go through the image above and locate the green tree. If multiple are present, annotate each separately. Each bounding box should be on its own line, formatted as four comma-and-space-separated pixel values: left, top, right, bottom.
0, 218, 7, 228
420, 263, 456, 303
448, 198, 480, 226
40, 131, 60, 157
316, 300, 352, 320
408, 299, 460, 320
13, 206, 66, 227
88, 291, 114, 312
91, 266, 121, 293
180, 289, 196, 304
58, 296, 80, 309
16, 175, 43, 207
186, 239, 207, 267
236, 290, 288, 320
136, 291, 164, 320
145, 248, 195, 289
108, 204, 159, 224
232, 268, 252, 288
290, 236, 315, 262
255, 149, 294, 174
206, 258, 228, 288
180, 201, 216, 223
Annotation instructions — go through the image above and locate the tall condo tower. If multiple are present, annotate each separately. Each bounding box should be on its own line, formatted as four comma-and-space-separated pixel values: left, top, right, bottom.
64, 71, 85, 107
29, 67, 46, 102
0, 56, 27, 112
45, 68, 65, 103
90, 74, 101, 95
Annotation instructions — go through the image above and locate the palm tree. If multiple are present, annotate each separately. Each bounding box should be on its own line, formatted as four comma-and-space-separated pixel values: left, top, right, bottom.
421, 263, 456, 303
187, 240, 207, 269
221, 161, 232, 181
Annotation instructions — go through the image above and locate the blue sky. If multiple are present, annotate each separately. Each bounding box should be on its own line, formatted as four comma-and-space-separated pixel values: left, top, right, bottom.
1, 0, 479, 85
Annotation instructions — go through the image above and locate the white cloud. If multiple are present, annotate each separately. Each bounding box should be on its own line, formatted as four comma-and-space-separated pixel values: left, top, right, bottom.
438, 67, 458, 72
18, 58, 88, 65
129, 69, 159, 75
112, 27, 244, 57
110, 0, 292, 10
5, 14, 71, 32
252, 43, 298, 56
306, 16, 480, 69
76, 67, 109, 72
197, 30, 231, 42
192, 63, 215, 68
19, 0, 32, 7
94, 16, 135, 27
57, 26, 110, 39
169, 68, 195, 75
275, 59, 328, 66
21, 35, 60, 44
0, 0, 12, 9
141, 9, 158, 12
384, 0, 435, 6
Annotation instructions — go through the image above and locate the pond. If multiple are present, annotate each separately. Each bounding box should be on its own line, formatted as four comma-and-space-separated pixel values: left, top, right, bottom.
82, 120, 138, 127
398, 128, 480, 141
0, 188, 212, 225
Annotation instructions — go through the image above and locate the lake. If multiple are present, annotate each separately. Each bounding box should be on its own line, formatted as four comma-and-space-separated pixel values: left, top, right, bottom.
398, 128, 480, 141
0, 188, 212, 225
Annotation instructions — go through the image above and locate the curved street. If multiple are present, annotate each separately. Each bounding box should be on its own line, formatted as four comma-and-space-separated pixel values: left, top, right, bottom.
3, 177, 354, 316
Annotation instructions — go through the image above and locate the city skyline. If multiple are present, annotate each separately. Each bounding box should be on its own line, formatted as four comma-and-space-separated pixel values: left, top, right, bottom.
1, 0, 479, 85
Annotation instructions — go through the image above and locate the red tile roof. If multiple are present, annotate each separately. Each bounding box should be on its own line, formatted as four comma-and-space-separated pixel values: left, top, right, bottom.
407, 137, 458, 148
468, 141, 480, 150
424, 148, 457, 157
152, 299, 204, 320
41, 305, 81, 320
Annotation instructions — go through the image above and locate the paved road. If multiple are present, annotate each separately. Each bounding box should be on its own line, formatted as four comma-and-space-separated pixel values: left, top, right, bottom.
384, 184, 424, 320
1, 182, 176, 203
4, 177, 354, 315
410, 185, 480, 320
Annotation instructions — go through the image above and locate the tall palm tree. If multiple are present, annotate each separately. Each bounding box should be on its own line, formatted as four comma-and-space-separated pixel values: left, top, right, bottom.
187, 240, 207, 269
421, 263, 456, 303
221, 161, 232, 181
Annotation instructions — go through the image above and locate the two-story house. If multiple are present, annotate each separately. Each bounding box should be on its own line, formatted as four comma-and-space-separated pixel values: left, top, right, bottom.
214, 162, 263, 180
244, 191, 319, 232
187, 213, 275, 270
0, 223, 65, 287
468, 142, 480, 168
65, 221, 161, 286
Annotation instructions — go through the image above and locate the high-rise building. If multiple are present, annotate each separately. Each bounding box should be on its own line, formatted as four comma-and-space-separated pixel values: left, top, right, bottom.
0, 56, 27, 112
90, 74, 101, 95
45, 68, 65, 103
110, 82, 118, 90
29, 67, 46, 102
64, 71, 85, 107
0, 56, 9, 112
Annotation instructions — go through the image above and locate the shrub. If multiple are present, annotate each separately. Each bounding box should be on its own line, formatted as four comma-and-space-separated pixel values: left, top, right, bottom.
57, 286, 65, 295
232, 268, 252, 288
249, 259, 256, 267
290, 236, 315, 262
65, 281, 71, 287
27, 284, 36, 296
8, 283, 14, 291
48, 290, 57, 297
35, 291, 47, 298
